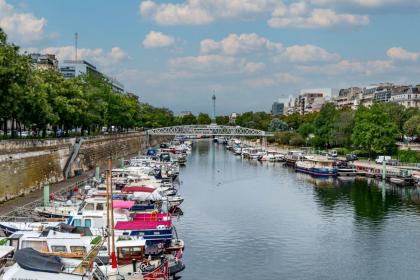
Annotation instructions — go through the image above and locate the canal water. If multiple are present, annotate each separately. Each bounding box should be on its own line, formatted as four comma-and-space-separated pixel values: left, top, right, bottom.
175, 140, 420, 280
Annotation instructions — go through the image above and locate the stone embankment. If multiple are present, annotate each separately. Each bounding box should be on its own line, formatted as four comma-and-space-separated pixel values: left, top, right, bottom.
0, 132, 168, 202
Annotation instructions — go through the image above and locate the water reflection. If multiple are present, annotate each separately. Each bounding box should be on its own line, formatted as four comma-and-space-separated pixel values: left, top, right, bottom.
178, 140, 420, 280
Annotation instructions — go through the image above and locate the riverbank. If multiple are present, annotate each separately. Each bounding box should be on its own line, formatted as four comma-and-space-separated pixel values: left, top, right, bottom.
0, 133, 171, 203
241, 139, 420, 181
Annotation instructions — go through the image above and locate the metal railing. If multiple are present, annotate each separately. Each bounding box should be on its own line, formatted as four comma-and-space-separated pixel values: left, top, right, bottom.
0, 176, 96, 220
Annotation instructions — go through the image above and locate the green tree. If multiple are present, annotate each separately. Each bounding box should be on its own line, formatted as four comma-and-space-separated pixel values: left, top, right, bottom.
314, 103, 339, 147
197, 113, 211, 124
332, 109, 355, 147
403, 115, 420, 137
269, 118, 288, 132
298, 123, 315, 139
180, 114, 197, 125
0, 28, 32, 136
351, 105, 399, 157
216, 116, 230, 125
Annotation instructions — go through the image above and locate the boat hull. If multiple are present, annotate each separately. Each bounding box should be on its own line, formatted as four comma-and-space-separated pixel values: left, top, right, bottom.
296, 167, 337, 177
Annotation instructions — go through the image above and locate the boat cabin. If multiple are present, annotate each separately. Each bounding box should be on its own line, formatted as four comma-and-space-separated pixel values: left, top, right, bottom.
116, 239, 146, 265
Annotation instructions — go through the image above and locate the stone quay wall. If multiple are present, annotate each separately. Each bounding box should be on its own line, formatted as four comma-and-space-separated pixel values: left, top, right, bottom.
0, 132, 169, 202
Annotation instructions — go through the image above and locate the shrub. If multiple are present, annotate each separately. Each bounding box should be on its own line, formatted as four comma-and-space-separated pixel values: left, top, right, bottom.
274, 132, 293, 145
399, 149, 420, 163
336, 147, 350, 155
289, 134, 305, 146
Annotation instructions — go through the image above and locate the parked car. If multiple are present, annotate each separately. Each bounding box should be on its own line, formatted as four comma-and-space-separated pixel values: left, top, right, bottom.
346, 154, 358, 161
376, 156, 391, 164
328, 150, 338, 157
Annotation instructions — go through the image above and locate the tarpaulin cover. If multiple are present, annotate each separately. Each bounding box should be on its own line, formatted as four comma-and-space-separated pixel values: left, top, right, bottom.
122, 186, 155, 193
113, 200, 135, 209
15, 248, 63, 273
115, 220, 171, 230
132, 190, 163, 202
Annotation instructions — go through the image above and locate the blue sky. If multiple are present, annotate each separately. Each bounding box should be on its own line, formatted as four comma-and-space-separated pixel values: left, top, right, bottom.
2, 0, 420, 114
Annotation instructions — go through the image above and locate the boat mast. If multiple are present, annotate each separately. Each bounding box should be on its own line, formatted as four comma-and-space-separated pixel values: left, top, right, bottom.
109, 159, 117, 268
106, 162, 111, 257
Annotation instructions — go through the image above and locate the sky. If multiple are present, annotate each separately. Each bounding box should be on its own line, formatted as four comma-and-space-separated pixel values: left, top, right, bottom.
1, 0, 420, 114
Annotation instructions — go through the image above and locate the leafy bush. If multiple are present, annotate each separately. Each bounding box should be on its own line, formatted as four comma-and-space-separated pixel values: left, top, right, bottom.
289, 134, 305, 146
352, 149, 369, 157
399, 149, 420, 163
336, 147, 350, 155
274, 132, 293, 145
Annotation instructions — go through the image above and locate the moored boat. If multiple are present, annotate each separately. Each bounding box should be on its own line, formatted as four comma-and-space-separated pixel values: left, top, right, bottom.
295, 157, 337, 177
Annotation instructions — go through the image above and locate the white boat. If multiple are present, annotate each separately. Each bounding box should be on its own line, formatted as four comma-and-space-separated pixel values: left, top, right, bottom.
259, 152, 285, 162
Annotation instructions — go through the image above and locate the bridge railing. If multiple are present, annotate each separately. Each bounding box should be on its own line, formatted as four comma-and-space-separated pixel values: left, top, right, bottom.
147, 125, 272, 137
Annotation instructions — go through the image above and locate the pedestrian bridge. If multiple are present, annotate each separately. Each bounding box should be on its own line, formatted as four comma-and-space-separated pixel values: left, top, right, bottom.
147, 124, 273, 137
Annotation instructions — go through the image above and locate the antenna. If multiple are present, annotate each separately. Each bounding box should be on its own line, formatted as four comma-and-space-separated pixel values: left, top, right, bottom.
212, 91, 216, 123
75, 32, 78, 61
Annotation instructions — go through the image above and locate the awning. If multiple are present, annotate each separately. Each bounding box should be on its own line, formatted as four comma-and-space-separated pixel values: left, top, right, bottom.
113, 200, 135, 209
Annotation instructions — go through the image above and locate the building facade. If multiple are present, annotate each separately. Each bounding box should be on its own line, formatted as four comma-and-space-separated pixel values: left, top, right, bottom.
271, 102, 284, 116
30, 53, 58, 71
333, 87, 363, 110
59, 60, 124, 92
390, 86, 420, 108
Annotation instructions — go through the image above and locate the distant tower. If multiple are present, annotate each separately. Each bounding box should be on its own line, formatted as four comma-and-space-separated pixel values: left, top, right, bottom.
212, 93, 216, 123
75, 32, 78, 61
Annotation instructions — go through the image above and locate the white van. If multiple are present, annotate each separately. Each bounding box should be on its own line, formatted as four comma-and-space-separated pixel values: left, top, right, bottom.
376, 156, 391, 164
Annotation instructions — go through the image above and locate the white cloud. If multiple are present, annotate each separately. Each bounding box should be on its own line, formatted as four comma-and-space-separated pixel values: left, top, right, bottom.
268, 3, 369, 28
299, 59, 394, 75
139, 0, 277, 25
143, 31, 175, 48
244, 72, 300, 88
170, 54, 265, 75
170, 54, 238, 71
243, 62, 265, 74
200, 33, 282, 55
387, 47, 420, 61
311, 0, 420, 9
0, 0, 47, 44
280, 44, 340, 62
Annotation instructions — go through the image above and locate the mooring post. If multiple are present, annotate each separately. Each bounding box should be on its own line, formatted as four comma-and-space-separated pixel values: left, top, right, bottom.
43, 184, 50, 207
95, 165, 100, 181
382, 160, 387, 180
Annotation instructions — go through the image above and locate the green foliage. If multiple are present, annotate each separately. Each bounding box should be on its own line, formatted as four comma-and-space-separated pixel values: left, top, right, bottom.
180, 114, 197, 125
297, 123, 315, 138
269, 118, 288, 132
314, 103, 339, 147
403, 115, 420, 137
398, 149, 420, 163
216, 116, 230, 125
0, 28, 180, 136
351, 104, 399, 156
235, 111, 272, 130
289, 134, 305, 146
197, 113, 211, 124
274, 132, 293, 145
